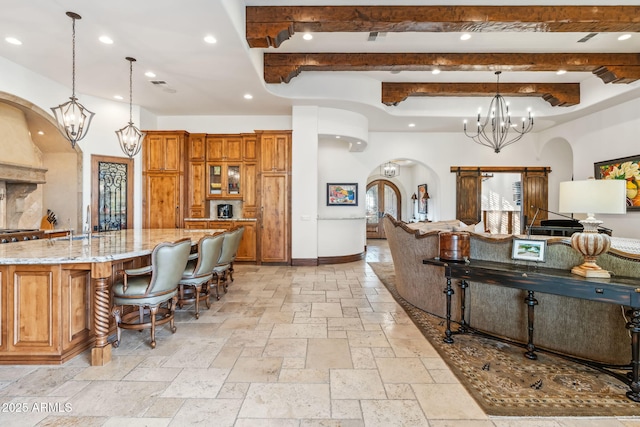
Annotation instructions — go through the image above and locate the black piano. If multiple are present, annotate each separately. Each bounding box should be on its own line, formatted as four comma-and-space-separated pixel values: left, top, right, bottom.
527, 219, 611, 237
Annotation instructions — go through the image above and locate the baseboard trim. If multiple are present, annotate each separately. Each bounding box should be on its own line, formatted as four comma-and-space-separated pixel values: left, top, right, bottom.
319, 251, 365, 265
291, 258, 319, 266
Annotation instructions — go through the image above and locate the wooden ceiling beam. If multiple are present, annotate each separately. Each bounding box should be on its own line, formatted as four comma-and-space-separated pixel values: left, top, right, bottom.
264, 52, 640, 84
382, 82, 580, 107
247, 6, 640, 48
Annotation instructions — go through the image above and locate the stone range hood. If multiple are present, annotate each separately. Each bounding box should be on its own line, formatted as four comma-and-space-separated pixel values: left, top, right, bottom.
0, 161, 47, 184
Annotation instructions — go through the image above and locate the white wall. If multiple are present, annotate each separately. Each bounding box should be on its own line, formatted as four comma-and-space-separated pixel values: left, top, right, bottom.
539, 96, 640, 238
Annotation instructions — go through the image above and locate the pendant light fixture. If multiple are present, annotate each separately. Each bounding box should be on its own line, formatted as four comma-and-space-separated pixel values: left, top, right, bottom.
463, 71, 534, 153
116, 57, 145, 158
50, 12, 95, 148
380, 161, 400, 178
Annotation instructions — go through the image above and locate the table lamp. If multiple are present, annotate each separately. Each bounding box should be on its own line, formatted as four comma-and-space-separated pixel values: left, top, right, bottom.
558, 179, 626, 278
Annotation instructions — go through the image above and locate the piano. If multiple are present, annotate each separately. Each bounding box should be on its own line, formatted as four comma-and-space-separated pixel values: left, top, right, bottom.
527, 219, 611, 237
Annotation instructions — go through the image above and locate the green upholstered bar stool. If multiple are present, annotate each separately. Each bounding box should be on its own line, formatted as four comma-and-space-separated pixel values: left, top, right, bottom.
111, 238, 191, 349
178, 233, 225, 318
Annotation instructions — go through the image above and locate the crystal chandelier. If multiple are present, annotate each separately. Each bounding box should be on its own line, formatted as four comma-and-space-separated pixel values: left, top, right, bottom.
463, 71, 533, 153
50, 12, 95, 149
116, 57, 146, 158
381, 161, 400, 178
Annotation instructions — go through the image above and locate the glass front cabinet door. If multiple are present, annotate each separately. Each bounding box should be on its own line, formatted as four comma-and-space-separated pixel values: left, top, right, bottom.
208, 163, 242, 198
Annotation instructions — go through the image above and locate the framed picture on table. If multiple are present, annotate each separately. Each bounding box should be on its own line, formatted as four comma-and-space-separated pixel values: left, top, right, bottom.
512, 238, 547, 262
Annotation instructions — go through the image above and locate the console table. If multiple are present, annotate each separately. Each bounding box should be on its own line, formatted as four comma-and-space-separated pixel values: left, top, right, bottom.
422, 257, 640, 402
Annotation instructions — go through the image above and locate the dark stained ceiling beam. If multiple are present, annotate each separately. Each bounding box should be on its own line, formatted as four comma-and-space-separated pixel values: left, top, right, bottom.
263, 53, 640, 84
247, 6, 640, 48
382, 82, 581, 107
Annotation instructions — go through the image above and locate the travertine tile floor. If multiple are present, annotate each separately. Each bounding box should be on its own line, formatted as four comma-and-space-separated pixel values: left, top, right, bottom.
1, 240, 639, 426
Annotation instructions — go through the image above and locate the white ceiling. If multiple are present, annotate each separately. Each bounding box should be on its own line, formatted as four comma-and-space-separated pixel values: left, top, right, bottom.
2, 0, 640, 134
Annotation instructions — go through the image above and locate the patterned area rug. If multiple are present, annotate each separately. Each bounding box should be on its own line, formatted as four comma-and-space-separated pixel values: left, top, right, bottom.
368, 261, 640, 417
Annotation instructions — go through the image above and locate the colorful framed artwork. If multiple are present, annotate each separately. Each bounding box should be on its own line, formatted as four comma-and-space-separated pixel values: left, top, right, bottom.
512, 238, 547, 262
418, 184, 428, 214
594, 154, 640, 211
327, 183, 358, 206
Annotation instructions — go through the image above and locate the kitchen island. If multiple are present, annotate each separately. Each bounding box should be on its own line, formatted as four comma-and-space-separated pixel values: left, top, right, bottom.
0, 229, 216, 366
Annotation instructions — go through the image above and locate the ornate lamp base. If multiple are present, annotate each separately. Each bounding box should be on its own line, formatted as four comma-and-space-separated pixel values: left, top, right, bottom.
570, 217, 611, 278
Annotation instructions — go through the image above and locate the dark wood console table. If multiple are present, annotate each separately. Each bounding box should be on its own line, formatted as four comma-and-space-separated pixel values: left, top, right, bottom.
422, 257, 640, 402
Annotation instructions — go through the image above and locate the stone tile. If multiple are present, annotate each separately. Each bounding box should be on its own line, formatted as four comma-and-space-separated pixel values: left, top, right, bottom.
68, 381, 169, 416
261, 338, 306, 359
311, 302, 344, 318
384, 383, 416, 399
238, 383, 331, 419
345, 330, 390, 348
331, 399, 363, 419
412, 383, 488, 420
38, 416, 108, 426
350, 347, 377, 369
360, 399, 429, 426
279, 369, 329, 383
376, 357, 434, 384
169, 398, 243, 427
143, 397, 185, 418
227, 357, 282, 383
306, 338, 353, 370
388, 338, 438, 358
160, 368, 229, 399
330, 369, 386, 400
271, 324, 327, 339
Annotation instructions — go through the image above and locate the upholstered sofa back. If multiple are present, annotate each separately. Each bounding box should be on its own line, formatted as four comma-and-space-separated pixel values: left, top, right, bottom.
383, 214, 639, 365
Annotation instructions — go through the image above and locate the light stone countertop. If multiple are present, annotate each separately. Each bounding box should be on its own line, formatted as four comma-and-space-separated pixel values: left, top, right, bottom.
0, 229, 221, 265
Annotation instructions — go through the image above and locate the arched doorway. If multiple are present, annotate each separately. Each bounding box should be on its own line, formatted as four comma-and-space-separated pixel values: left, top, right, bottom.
366, 179, 401, 239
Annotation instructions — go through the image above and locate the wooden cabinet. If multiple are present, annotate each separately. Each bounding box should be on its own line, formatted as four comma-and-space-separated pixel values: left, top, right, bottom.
206, 135, 243, 162
243, 134, 258, 161
143, 131, 187, 228
235, 221, 257, 261
260, 174, 290, 263
189, 133, 206, 161
256, 131, 291, 264
187, 134, 207, 218
183, 220, 257, 261
184, 221, 208, 230
207, 163, 242, 199
258, 131, 290, 173
144, 173, 182, 229
242, 163, 258, 218
144, 131, 184, 172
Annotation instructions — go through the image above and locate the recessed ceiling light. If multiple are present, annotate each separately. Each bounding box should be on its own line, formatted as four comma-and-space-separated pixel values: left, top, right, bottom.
356, 141, 361, 144
432, 69, 441, 75
5, 37, 21, 45
37, 131, 44, 135
618, 34, 632, 41
145, 71, 156, 78
336, 136, 341, 139
204, 35, 217, 44
99, 36, 113, 44
244, 93, 253, 100
114, 95, 123, 100
408, 123, 416, 128
556, 69, 567, 75
303, 33, 313, 41
460, 33, 471, 41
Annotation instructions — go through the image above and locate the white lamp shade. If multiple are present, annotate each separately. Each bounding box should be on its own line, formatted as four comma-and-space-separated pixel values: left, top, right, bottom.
559, 179, 627, 215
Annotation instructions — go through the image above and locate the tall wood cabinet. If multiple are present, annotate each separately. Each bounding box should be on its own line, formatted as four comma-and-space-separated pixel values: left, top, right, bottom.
186, 133, 207, 218
257, 131, 291, 264
143, 131, 187, 228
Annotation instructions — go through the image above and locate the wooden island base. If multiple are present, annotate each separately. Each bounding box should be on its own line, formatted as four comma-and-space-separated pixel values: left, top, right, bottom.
0, 229, 212, 365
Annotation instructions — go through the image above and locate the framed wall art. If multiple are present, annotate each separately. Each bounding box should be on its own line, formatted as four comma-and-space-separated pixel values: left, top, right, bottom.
327, 183, 358, 206
594, 154, 640, 211
417, 184, 428, 214
512, 238, 547, 262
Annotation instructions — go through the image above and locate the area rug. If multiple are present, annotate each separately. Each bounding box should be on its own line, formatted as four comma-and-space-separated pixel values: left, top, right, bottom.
368, 261, 640, 417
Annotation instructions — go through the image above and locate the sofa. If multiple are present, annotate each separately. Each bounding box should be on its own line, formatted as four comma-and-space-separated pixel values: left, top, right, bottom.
382, 214, 640, 365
